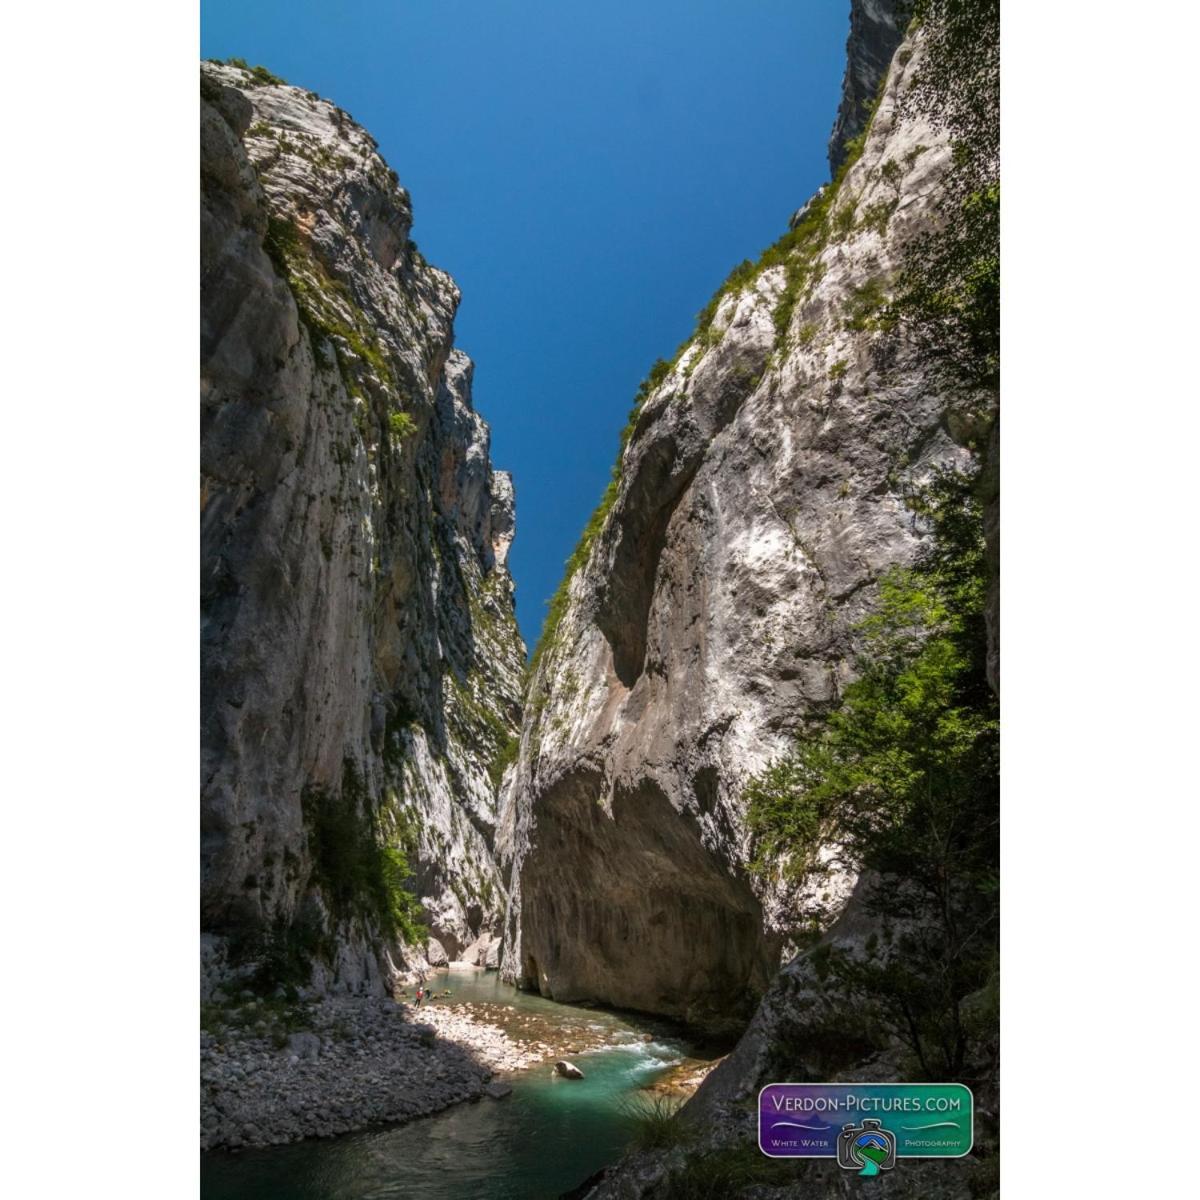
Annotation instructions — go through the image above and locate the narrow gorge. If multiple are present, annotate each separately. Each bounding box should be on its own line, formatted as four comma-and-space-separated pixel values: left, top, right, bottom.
201, 3, 999, 1196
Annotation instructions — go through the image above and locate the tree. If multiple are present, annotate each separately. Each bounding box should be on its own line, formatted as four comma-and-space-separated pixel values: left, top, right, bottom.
747, 471, 998, 1077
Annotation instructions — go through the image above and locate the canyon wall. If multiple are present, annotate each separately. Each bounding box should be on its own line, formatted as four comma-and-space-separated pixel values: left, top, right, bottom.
499, 7, 994, 1034
828, 0, 905, 172
201, 62, 524, 998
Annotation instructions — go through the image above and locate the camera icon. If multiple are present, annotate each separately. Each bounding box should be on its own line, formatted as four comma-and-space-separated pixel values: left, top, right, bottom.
836, 1118, 897, 1173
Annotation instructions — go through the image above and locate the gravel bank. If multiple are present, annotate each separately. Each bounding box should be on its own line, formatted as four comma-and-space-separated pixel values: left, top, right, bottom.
200, 994, 539, 1150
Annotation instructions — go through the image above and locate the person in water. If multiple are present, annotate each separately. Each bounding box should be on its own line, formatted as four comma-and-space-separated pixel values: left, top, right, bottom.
415, 987, 423, 1006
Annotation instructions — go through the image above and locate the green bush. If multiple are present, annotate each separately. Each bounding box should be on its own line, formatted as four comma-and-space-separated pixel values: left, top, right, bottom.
488, 734, 520, 792
389, 411, 416, 441
261, 213, 394, 399
831, 196, 858, 237
220, 904, 331, 996
303, 761, 426, 946
379, 846, 426, 945
225, 57, 286, 86
201, 992, 315, 1043
859, 197, 898, 237
842, 277, 893, 332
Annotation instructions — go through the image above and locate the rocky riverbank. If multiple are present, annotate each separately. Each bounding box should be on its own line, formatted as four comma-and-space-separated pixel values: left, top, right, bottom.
638, 1055, 723, 1099
200, 992, 541, 1150
415, 996, 551, 1072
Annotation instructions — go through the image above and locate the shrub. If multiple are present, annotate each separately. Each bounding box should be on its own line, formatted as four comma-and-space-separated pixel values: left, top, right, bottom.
379, 846, 426, 945
224, 57, 286, 86
527, 352, 677, 682
262, 212, 396, 401
842, 277, 892, 332
832, 196, 858, 237
859, 198, 898, 237
389, 411, 416, 441
488, 734, 520, 792
303, 761, 426, 946
527, 475, 620, 685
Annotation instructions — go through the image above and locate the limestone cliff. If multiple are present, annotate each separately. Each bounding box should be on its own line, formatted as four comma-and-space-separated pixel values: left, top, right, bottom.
828, 0, 905, 173
201, 61, 524, 998
545, 3, 999, 1193
498, 15, 995, 1035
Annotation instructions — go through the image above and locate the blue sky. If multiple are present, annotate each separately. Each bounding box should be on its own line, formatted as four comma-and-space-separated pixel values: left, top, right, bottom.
201, 0, 850, 649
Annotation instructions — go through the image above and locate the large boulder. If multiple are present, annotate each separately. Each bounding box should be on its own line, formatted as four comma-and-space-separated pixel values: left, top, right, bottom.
484, 935, 502, 969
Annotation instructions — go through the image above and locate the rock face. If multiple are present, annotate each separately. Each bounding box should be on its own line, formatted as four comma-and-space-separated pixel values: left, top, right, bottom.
499, 21, 994, 1033
579, 884, 997, 1200
201, 61, 524, 998
827, 0, 905, 173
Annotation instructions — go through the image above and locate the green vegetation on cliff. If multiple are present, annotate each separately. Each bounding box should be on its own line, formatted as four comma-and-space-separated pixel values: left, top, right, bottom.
304, 761, 426, 948
889, 0, 1000, 390
263, 208, 420, 456
224, 57, 286, 87
747, 468, 997, 1078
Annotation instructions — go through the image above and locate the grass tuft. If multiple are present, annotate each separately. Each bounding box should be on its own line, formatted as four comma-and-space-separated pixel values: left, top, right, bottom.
619, 1093, 693, 1151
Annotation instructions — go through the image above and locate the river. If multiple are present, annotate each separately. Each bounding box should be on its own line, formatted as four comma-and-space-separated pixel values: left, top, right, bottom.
201, 968, 710, 1200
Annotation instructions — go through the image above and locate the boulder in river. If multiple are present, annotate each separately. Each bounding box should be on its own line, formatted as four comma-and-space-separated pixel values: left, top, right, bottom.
554, 1060, 585, 1080
484, 935, 502, 970
485, 1082, 513, 1099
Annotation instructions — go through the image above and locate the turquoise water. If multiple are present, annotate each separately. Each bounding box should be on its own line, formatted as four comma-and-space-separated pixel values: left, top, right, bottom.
201, 970, 698, 1200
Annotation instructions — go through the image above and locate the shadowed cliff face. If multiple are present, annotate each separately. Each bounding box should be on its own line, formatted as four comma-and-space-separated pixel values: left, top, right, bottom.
518, 770, 779, 1032
499, 18, 995, 1033
201, 62, 524, 997
828, 0, 905, 173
